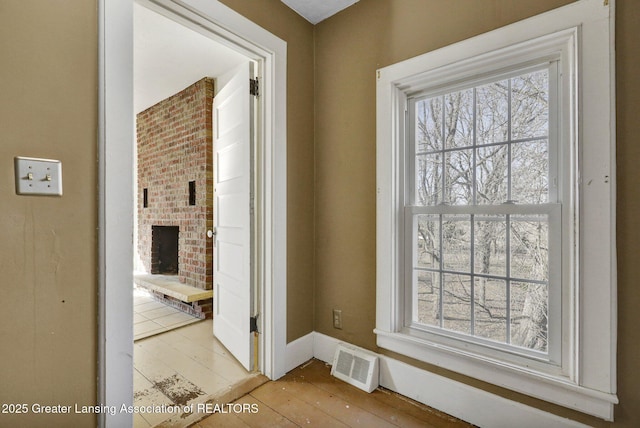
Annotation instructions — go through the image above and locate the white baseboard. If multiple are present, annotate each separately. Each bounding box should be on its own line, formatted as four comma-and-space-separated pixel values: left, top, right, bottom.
284, 332, 314, 373
311, 331, 340, 364
286, 332, 590, 428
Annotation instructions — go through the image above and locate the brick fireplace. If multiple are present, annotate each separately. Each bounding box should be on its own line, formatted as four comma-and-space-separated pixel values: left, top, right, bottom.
136, 77, 214, 317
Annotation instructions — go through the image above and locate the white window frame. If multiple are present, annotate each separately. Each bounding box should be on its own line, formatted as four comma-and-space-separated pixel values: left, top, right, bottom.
375, 0, 617, 420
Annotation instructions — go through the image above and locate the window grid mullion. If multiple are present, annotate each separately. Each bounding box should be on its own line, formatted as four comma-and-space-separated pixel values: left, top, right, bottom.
470, 214, 476, 336
416, 135, 548, 156
440, 94, 446, 204
470, 87, 477, 336
472, 87, 478, 205
414, 265, 548, 286
438, 214, 444, 328
506, 214, 512, 345
505, 78, 512, 343
507, 78, 513, 202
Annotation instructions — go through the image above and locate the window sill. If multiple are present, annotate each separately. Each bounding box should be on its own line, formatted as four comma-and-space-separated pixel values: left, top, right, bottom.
375, 328, 618, 420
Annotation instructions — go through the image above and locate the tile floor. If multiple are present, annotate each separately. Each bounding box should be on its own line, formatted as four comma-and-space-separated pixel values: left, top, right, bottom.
134, 287, 202, 340
133, 289, 252, 427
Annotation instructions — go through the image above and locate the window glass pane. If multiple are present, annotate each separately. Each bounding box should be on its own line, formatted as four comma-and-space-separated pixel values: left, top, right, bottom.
510, 215, 549, 281
474, 216, 506, 276
474, 278, 507, 343
407, 66, 557, 357
416, 271, 440, 326
510, 282, 548, 352
443, 273, 472, 334
445, 89, 474, 149
511, 140, 549, 204
443, 215, 471, 272
476, 80, 509, 145
476, 145, 508, 204
445, 149, 473, 205
416, 154, 443, 205
416, 97, 443, 152
511, 70, 549, 140
416, 215, 440, 269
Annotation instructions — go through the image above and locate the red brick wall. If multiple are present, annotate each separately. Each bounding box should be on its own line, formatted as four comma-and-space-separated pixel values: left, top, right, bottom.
137, 78, 214, 290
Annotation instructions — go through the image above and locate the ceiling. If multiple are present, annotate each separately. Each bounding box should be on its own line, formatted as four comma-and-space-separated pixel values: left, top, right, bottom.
134, 3, 247, 114
134, 1, 360, 113
281, 0, 359, 24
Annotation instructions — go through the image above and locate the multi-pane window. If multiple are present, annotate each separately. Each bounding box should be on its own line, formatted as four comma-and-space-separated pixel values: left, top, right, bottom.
407, 66, 559, 358
377, 5, 616, 417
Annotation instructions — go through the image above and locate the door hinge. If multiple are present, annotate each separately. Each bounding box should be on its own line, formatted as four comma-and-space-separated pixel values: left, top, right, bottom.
250, 315, 259, 333
250, 78, 259, 97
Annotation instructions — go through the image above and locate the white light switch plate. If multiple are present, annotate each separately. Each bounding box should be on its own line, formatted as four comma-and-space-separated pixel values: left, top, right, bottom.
14, 157, 63, 196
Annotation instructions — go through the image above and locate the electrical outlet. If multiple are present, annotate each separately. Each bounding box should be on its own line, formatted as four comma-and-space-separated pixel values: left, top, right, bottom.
333, 309, 342, 329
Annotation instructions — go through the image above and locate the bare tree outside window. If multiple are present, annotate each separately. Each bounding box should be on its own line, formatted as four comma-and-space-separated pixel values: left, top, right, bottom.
412, 69, 550, 353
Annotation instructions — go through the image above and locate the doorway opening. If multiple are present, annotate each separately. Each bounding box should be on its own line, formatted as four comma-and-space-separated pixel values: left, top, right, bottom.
100, 0, 287, 425
130, 2, 262, 426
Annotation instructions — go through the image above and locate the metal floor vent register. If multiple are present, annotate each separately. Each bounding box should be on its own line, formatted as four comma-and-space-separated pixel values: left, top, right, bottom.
330, 343, 379, 393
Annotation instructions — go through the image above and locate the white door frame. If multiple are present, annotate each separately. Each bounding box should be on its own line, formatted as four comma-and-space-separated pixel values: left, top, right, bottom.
98, 1, 287, 426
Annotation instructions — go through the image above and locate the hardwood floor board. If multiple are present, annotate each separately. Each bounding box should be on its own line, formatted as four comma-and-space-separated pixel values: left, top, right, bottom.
232, 395, 298, 428
250, 381, 349, 427
172, 320, 219, 346
156, 374, 269, 428
332, 365, 467, 427
133, 413, 152, 428
373, 386, 471, 428
154, 327, 249, 384
158, 327, 221, 357
286, 360, 471, 428
283, 362, 429, 428
134, 342, 185, 384
193, 359, 474, 428
194, 412, 250, 428
136, 333, 236, 394
269, 372, 397, 427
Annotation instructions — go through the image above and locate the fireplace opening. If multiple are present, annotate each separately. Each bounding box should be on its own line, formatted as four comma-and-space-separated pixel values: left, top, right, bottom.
151, 226, 179, 275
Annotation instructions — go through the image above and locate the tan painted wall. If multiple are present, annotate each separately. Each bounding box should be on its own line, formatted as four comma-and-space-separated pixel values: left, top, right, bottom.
219, 0, 316, 343
0, 1, 315, 425
0, 1, 98, 427
1, 0, 637, 426
314, 0, 639, 426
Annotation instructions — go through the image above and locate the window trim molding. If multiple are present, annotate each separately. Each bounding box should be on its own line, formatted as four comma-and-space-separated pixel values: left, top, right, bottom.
376, 0, 616, 420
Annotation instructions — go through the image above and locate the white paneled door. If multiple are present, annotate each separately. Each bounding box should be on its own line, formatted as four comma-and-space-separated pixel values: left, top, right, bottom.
212, 63, 255, 371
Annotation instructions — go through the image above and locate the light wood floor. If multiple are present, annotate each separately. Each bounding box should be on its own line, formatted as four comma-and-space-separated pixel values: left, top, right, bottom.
192, 359, 474, 428
134, 319, 253, 427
